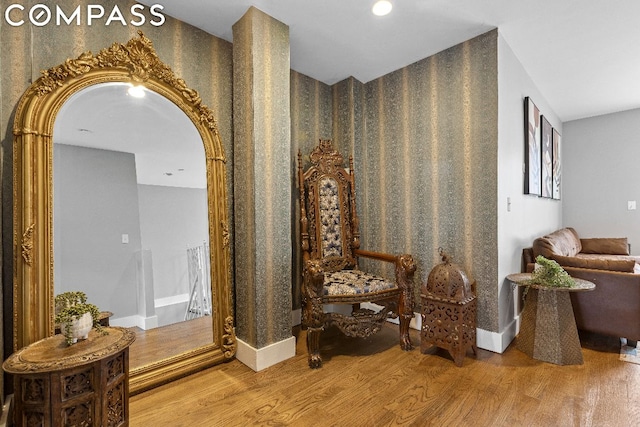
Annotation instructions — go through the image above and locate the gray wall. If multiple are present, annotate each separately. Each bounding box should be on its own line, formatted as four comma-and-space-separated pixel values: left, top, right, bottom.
138, 184, 209, 325
497, 33, 562, 344
54, 144, 141, 319
54, 145, 211, 327
563, 108, 640, 251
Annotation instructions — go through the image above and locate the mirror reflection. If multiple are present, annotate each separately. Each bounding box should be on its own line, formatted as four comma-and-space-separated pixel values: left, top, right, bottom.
53, 82, 214, 369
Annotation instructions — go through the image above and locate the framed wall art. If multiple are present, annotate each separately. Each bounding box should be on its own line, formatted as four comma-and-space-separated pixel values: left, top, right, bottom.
540, 116, 553, 198
552, 128, 561, 200
524, 97, 541, 196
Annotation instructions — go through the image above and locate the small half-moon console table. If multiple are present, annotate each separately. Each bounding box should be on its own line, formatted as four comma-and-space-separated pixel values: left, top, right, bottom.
3, 327, 135, 427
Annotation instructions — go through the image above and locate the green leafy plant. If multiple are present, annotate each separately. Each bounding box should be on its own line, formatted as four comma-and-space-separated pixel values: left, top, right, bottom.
54, 291, 106, 345
527, 256, 575, 288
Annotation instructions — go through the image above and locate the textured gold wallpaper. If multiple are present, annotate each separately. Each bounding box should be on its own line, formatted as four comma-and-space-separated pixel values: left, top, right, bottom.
354, 30, 499, 331
290, 70, 332, 310
232, 7, 294, 347
291, 30, 499, 332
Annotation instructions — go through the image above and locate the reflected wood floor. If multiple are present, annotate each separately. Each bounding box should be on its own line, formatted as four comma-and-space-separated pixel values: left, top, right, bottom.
130, 324, 640, 426
128, 316, 213, 369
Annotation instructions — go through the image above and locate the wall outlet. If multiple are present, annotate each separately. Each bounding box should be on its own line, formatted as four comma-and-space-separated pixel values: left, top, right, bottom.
122, 234, 129, 244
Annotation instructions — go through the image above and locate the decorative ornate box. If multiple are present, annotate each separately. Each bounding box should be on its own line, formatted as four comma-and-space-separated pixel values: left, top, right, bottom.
421, 248, 477, 366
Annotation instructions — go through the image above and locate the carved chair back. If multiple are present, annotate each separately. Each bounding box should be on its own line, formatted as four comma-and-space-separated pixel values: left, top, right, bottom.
298, 140, 360, 274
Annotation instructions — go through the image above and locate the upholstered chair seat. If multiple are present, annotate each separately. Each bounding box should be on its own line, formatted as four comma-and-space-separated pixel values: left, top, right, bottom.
324, 270, 397, 296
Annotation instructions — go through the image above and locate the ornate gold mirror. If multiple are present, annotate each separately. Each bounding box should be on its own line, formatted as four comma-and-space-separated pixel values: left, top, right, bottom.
12, 32, 236, 394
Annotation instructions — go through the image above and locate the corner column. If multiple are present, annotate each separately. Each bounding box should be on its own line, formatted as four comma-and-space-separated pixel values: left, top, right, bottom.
232, 7, 295, 370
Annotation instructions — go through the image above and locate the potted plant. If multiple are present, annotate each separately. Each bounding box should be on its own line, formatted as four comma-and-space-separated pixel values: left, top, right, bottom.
54, 291, 106, 345
528, 255, 575, 288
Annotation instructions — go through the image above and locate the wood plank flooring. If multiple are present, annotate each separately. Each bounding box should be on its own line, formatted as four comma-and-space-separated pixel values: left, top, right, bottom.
128, 316, 213, 369
130, 324, 640, 426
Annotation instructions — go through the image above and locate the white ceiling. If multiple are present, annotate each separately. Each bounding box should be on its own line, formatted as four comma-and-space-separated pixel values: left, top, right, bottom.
54, 83, 206, 188
140, 0, 640, 122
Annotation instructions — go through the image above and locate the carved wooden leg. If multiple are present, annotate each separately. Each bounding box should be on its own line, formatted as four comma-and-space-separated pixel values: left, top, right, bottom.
399, 313, 413, 351
302, 259, 326, 368
306, 326, 323, 368
395, 254, 416, 351
453, 351, 465, 367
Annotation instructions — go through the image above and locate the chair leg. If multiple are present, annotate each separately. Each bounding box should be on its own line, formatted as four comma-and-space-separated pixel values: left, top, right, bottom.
395, 253, 416, 351
399, 313, 413, 351
306, 326, 323, 368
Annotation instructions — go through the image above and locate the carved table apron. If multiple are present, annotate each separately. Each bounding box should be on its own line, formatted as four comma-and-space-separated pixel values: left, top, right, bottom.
3, 327, 135, 427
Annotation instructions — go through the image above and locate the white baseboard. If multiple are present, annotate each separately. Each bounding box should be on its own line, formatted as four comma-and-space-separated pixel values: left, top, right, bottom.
236, 336, 297, 372
110, 314, 158, 330
155, 293, 190, 307
476, 315, 519, 354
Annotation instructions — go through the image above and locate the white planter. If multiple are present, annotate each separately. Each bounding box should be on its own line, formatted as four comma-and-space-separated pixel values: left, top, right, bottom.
61, 312, 93, 344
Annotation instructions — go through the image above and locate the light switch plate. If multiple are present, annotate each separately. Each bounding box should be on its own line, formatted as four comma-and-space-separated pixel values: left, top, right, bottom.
628, 201, 636, 210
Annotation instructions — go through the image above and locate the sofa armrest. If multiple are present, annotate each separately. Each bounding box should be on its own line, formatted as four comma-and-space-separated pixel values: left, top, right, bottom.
522, 247, 535, 272
564, 266, 640, 341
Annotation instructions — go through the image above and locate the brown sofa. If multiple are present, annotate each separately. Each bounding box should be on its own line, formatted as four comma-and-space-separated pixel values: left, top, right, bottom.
523, 227, 640, 343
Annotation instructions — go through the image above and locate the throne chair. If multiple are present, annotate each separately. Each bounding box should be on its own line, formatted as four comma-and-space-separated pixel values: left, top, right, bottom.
297, 139, 416, 368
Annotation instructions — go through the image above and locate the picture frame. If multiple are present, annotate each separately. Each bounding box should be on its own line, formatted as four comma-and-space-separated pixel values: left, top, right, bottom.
540, 115, 553, 198
552, 128, 561, 200
524, 97, 541, 196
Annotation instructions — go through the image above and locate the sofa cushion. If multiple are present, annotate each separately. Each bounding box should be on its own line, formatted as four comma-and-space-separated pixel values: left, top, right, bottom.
580, 237, 629, 255
551, 254, 637, 273
533, 227, 582, 258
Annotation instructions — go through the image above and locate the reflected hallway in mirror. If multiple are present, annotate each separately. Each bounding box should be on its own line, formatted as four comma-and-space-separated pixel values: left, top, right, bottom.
53, 82, 213, 370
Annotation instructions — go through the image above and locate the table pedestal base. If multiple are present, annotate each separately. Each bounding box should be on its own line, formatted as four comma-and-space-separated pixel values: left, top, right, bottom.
517, 288, 584, 365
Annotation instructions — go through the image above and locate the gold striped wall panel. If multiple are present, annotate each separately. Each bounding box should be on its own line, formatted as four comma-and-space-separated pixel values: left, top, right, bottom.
290, 70, 332, 310
232, 8, 292, 347
349, 30, 499, 331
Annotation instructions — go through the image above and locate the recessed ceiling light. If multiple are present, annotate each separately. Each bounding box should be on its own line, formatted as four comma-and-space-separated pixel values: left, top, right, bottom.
127, 84, 146, 98
372, 0, 392, 16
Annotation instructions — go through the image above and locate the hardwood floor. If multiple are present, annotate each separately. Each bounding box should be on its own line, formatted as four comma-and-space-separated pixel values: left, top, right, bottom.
130, 324, 640, 426
128, 316, 213, 369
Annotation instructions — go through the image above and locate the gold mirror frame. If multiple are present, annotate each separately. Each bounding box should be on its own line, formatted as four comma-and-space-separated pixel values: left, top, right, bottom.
12, 32, 236, 394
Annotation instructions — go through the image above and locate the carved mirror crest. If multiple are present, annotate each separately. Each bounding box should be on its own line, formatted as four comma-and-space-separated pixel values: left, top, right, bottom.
12, 31, 236, 394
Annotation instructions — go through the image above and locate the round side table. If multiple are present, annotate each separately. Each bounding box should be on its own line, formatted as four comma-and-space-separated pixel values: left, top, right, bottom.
3, 327, 135, 427
507, 273, 595, 365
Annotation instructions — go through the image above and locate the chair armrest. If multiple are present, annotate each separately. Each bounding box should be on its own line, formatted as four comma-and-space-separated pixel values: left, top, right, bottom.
354, 249, 416, 305
354, 249, 416, 279
354, 248, 399, 263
